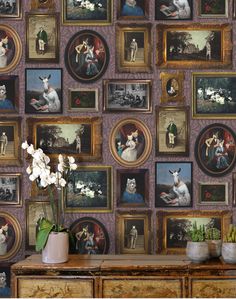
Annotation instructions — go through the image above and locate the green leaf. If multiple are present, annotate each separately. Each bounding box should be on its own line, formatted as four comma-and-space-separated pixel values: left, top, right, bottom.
35, 218, 54, 252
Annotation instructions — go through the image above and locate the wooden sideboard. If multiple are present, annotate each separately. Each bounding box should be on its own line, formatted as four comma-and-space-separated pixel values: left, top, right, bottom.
11, 254, 236, 298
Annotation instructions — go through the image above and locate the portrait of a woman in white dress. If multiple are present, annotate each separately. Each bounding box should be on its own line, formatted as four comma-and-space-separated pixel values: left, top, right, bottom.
0, 30, 15, 69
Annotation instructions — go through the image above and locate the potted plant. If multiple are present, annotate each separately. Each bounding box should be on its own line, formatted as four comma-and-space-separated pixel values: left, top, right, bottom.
186, 221, 209, 263
222, 224, 236, 264
22, 141, 77, 263
206, 227, 221, 258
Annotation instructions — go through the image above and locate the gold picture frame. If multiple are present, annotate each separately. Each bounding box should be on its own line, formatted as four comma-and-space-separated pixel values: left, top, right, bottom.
30, 0, 56, 10
160, 72, 185, 104
116, 23, 152, 73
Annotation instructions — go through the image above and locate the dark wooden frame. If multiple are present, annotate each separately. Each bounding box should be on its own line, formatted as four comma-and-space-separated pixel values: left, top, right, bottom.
117, 0, 149, 20
0, 173, 22, 207
0, 75, 19, 114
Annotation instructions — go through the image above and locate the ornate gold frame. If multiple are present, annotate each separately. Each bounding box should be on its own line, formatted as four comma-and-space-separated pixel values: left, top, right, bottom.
0, 173, 22, 207
160, 72, 184, 104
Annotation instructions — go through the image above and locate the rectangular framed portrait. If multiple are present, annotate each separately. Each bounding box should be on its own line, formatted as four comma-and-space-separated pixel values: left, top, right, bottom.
0, 0, 21, 19
25, 13, 59, 63
103, 79, 152, 113
156, 106, 189, 156
198, 182, 228, 206
198, 0, 228, 18
116, 211, 151, 254
62, 0, 113, 25
155, 0, 193, 20
0, 173, 21, 207
25, 68, 62, 114
116, 169, 149, 207
156, 210, 232, 254
156, 23, 232, 69
63, 166, 113, 213
192, 72, 236, 119
0, 75, 19, 113
155, 162, 193, 208
26, 116, 102, 162
0, 263, 13, 298
116, 24, 152, 73
68, 88, 99, 112
117, 0, 149, 20
160, 72, 184, 104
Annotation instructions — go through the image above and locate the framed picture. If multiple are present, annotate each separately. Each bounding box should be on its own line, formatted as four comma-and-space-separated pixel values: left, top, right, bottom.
0, 0, 21, 19
160, 72, 184, 104
116, 211, 151, 254
26, 200, 53, 250
64, 166, 113, 213
68, 88, 99, 112
116, 169, 149, 207
155, 0, 193, 20
117, 0, 149, 20
30, 0, 56, 10
156, 106, 189, 156
0, 211, 22, 261
234, 0, 236, 18
62, 0, 112, 25
0, 118, 21, 166
0, 173, 21, 207
64, 30, 110, 83
192, 72, 236, 119
156, 210, 232, 254
155, 162, 193, 208
0, 263, 12, 298
109, 118, 152, 167
198, 0, 228, 17
25, 13, 59, 63
0, 75, 19, 113
25, 68, 62, 114
198, 182, 228, 205
116, 24, 152, 73
27, 117, 102, 162
103, 79, 152, 113
156, 23, 232, 69
194, 123, 236, 176
70, 217, 110, 254
233, 172, 236, 207
0, 24, 22, 74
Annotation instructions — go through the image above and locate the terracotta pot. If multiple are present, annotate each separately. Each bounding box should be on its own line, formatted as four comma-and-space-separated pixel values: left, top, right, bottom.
222, 242, 236, 264
186, 241, 209, 263
207, 240, 222, 258
42, 232, 69, 264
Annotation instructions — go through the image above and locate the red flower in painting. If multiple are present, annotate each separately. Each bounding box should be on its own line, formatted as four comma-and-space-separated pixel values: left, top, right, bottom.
204, 190, 212, 200
75, 98, 81, 106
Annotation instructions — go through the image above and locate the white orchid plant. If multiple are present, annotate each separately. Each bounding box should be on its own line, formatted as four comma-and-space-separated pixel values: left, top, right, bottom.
22, 141, 77, 251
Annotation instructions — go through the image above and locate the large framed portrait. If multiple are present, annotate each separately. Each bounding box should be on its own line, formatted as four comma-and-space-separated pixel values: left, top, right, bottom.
0, 24, 22, 74
0, 173, 21, 207
65, 30, 110, 83
116, 169, 149, 208
156, 23, 232, 69
109, 118, 152, 167
192, 72, 236, 119
116, 24, 152, 73
160, 72, 184, 104
0, 0, 21, 19
103, 79, 152, 113
62, 0, 112, 25
64, 166, 113, 213
156, 106, 189, 156
27, 117, 102, 162
155, 162, 193, 208
155, 0, 193, 20
198, 0, 228, 18
117, 0, 149, 20
0, 263, 13, 298
198, 182, 228, 206
25, 68, 62, 114
195, 123, 236, 176
25, 13, 59, 63
0, 211, 22, 261
68, 88, 99, 112
70, 217, 110, 254
156, 210, 231, 254
0, 75, 19, 113
116, 211, 151, 254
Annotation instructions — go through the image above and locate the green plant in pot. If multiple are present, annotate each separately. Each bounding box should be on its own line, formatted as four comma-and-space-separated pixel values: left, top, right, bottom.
22, 141, 77, 263
186, 221, 209, 263
206, 227, 221, 258
222, 224, 236, 264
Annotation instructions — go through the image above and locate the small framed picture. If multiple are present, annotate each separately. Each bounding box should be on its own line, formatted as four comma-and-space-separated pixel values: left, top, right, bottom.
198, 0, 228, 18
233, 172, 236, 207
117, 0, 149, 20
198, 182, 228, 205
103, 79, 152, 113
68, 88, 99, 112
0, 75, 19, 113
155, 0, 193, 20
0, 263, 13, 298
0, 0, 21, 19
160, 72, 184, 104
116, 211, 151, 254
116, 169, 149, 207
25, 68, 62, 114
64, 166, 113, 213
0, 173, 21, 207
30, 0, 56, 10
155, 162, 193, 208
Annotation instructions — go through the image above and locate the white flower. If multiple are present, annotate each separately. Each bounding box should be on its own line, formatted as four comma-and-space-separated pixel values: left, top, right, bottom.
26, 166, 32, 174
32, 166, 42, 177
70, 163, 77, 171
29, 174, 37, 181
27, 144, 35, 155
59, 178, 66, 187
68, 156, 75, 164
22, 141, 29, 149
32, 149, 44, 161
44, 155, 50, 165
58, 163, 64, 173
58, 154, 64, 163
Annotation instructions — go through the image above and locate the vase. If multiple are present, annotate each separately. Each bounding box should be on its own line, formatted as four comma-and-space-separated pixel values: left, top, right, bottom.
42, 231, 69, 264
186, 241, 209, 263
207, 240, 222, 258
222, 242, 236, 264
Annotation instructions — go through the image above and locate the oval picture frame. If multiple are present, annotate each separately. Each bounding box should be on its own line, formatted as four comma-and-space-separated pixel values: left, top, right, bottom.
195, 123, 236, 176
0, 211, 22, 261
64, 30, 110, 83
109, 118, 152, 167
0, 24, 22, 74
